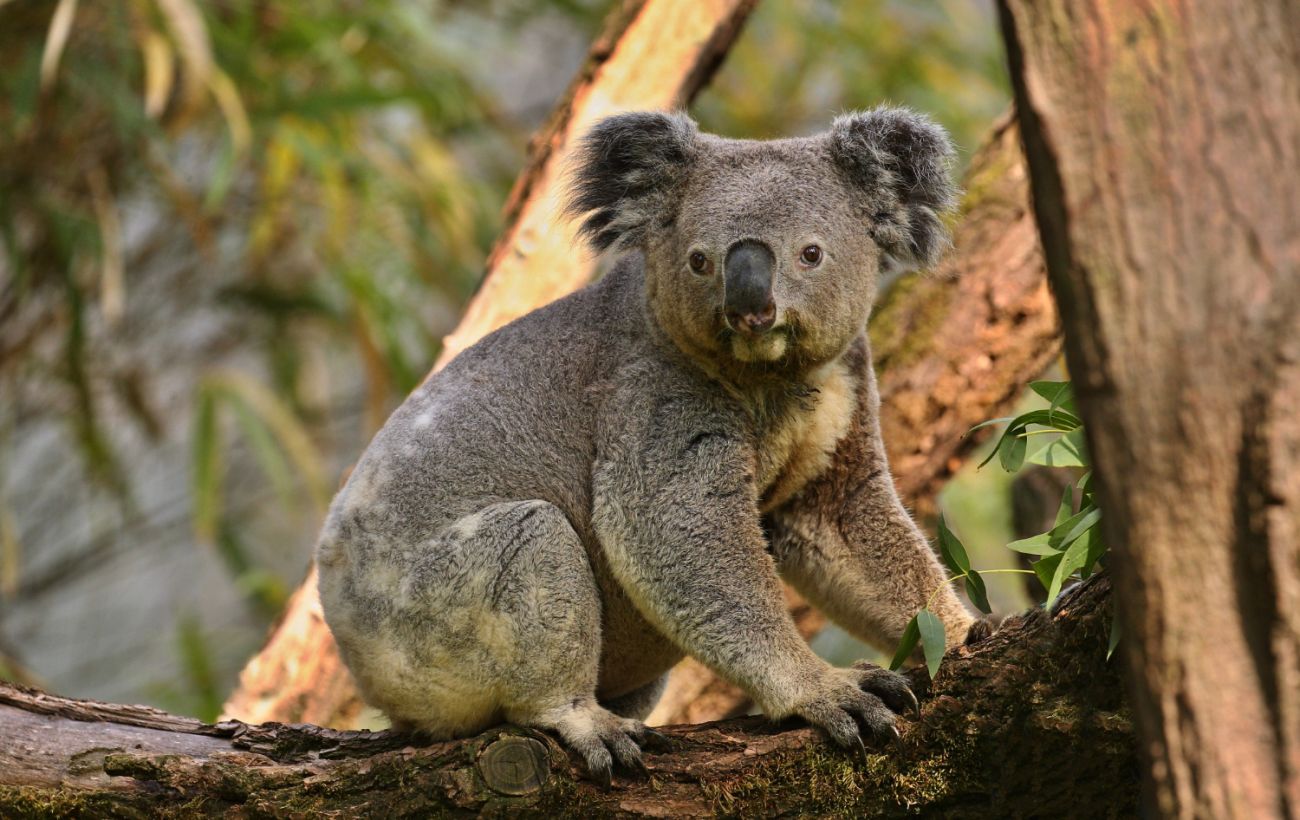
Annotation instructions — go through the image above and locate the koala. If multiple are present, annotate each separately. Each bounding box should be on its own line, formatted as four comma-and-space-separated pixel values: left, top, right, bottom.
316, 106, 977, 784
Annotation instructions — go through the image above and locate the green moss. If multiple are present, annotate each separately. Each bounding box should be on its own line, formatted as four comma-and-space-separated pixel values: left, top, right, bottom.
0, 785, 155, 819
699, 737, 981, 819
869, 272, 954, 371
957, 141, 1020, 220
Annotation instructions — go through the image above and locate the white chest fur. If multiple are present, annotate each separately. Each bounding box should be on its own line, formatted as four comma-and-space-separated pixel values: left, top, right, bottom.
754, 360, 858, 513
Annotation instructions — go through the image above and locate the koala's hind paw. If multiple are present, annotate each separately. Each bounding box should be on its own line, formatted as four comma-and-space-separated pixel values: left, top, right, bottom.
964, 613, 1005, 646
542, 700, 651, 788
850, 661, 920, 718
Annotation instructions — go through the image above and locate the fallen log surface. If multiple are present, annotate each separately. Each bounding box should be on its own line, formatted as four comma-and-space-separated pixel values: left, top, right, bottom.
3, 576, 1135, 818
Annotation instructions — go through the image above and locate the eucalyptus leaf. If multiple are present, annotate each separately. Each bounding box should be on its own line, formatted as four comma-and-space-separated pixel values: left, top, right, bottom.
1028, 428, 1088, 467
965, 569, 992, 614
1003, 408, 1084, 431
1055, 484, 1074, 527
1046, 535, 1091, 607
966, 415, 1016, 435
1052, 506, 1102, 551
998, 432, 1028, 472
1079, 525, 1107, 578
936, 515, 970, 574
1030, 380, 1077, 414
1007, 531, 1056, 555
890, 615, 921, 671
1033, 552, 1063, 595
916, 609, 947, 678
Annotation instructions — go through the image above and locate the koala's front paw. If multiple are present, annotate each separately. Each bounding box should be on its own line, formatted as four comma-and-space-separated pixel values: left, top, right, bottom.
794, 665, 918, 751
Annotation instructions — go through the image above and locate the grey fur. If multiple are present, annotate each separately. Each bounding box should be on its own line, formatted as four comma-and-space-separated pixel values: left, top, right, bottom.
317, 107, 974, 778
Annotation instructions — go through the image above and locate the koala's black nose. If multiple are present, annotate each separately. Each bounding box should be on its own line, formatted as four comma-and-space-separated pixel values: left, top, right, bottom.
723, 240, 776, 335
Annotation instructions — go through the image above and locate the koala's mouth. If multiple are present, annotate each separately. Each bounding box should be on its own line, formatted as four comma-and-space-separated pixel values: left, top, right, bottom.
725, 324, 791, 363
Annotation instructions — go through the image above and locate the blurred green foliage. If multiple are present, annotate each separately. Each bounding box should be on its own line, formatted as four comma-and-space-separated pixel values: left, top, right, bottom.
0, 0, 1010, 707
696, 0, 1008, 165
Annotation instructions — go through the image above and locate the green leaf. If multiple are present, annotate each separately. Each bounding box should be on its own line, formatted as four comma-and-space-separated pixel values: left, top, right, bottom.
1032, 552, 1063, 594
1007, 531, 1056, 555
1053, 506, 1102, 551
965, 569, 992, 614
1002, 408, 1084, 431
1029, 380, 1077, 413
998, 431, 1028, 472
1055, 485, 1074, 528
974, 408, 1084, 469
1046, 535, 1091, 608
916, 609, 947, 678
966, 415, 1016, 435
1028, 428, 1089, 467
889, 615, 921, 671
977, 428, 1011, 469
1107, 614, 1122, 661
1078, 524, 1108, 579
936, 515, 970, 574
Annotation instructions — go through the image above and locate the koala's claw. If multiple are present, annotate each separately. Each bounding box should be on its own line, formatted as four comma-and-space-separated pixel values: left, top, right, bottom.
796, 679, 899, 753
553, 706, 650, 787
591, 757, 613, 791
637, 727, 674, 752
850, 661, 920, 718
628, 755, 651, 779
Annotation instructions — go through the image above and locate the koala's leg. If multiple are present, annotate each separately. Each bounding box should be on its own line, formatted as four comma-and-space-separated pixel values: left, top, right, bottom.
768, 410, 974, 652
321, 500, 650, 782
600, 673, 669, 720
594, 399, 917, 753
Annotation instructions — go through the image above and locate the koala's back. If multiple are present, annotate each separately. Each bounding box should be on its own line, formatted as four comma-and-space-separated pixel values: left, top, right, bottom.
320, 254, 648, 564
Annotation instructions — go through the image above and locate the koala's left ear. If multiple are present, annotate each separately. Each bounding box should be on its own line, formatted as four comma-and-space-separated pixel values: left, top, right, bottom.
829, 107, 958, 272
565, 110, 698, 253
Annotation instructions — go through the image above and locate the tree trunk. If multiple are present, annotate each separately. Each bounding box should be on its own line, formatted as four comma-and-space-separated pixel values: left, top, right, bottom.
998, 1, 1300, 817
2, 576, 1135, 818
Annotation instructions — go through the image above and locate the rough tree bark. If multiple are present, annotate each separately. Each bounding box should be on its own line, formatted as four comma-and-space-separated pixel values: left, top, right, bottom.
1, 576, 1135, 818
999, 1, 1300, 817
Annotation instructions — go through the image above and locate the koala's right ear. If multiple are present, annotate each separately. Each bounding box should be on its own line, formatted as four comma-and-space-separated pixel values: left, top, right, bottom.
829, 107, 958, 273
565, 111, 698, 253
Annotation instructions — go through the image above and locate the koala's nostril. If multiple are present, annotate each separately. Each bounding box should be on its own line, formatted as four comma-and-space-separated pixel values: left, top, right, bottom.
727, 299, 776, 335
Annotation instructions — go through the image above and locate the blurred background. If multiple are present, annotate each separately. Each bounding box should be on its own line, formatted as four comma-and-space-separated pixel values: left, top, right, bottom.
0, 0, 1020, 720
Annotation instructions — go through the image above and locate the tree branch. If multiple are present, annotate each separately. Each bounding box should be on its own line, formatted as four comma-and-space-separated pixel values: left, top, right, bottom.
2, 576, 1134, 818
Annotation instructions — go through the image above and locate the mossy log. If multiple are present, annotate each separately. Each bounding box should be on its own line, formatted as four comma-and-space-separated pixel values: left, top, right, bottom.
1, 576, 1136, 818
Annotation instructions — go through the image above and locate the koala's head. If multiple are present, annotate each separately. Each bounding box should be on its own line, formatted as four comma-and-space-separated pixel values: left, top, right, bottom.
565, 107, 956, 374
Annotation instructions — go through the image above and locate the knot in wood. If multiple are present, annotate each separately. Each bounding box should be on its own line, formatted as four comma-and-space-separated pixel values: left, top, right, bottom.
478, 736, 550, 795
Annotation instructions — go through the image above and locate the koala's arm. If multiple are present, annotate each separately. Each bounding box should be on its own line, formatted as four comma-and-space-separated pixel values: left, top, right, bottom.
769, 346, 974, 650
593, 388, 843, 720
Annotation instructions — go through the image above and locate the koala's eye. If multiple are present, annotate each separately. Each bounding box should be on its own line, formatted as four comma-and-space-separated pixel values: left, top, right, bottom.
799, 244, 823, 268
688, 251, 711, 274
